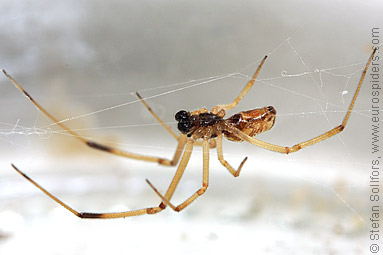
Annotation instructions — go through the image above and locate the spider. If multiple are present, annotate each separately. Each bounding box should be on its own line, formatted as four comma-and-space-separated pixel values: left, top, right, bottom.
3, 49, 376, 219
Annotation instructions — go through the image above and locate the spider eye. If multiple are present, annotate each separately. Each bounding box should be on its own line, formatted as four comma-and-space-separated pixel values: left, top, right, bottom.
178, 121, 191, 134
175, 110, 189, 121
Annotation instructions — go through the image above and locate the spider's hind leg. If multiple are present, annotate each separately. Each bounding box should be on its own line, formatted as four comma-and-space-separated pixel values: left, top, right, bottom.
223, 49, 377, 154
211, 55, 267, 114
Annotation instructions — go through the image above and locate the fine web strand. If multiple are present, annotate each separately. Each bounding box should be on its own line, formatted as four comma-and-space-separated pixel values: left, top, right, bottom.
44, 73, 238, 128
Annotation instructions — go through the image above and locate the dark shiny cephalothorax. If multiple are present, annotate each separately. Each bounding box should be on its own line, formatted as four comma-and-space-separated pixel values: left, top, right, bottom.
175, 110, 224, 138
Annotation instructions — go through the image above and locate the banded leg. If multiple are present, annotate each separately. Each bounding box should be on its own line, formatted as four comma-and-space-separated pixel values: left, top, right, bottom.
216, 134, 248, 177
11, 164, 164, 218
10, 139, 195, 218
2, 70, 185, 166
147, 137, 209, 212
211, 55, 268, 114
224, 49, 377, 154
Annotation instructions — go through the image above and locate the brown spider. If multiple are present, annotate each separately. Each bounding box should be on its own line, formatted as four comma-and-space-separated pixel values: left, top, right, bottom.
3, 49, 376, 218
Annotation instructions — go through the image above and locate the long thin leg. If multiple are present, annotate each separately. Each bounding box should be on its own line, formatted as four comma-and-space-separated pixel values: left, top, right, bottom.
2, 70, 185, 166
157, 139, 195, 207
136, 92, 178, 140
216, 134, 247, 177
224, 49, 377, 154
147, 137, 209, 212
136, 92, 216, 149
11, 164, 163, 218
10, 139, 195, 218
211, 55, 268, 114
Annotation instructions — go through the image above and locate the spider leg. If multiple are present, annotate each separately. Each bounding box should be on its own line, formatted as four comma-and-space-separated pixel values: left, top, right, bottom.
224, 49, 377, 154
136, 92, 216, 148
158, 139, 195, 204
11, 164, 164, 218
216, 134, 247, 177
211, 55, 267, 114
2, 70, 185, 166
226, 124, 344, 154
147, 137, 209, 212
136, 92, 178, 140
10, 137, 196, 218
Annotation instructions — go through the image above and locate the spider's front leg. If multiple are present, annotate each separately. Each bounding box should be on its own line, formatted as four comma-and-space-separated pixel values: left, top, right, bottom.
3, 69, 189, 167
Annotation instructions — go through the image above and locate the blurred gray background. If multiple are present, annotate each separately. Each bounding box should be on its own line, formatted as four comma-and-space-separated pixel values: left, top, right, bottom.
0, 0, 382, 254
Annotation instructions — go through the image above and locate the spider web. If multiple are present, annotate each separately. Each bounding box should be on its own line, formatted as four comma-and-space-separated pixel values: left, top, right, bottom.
0, 1, 382, 254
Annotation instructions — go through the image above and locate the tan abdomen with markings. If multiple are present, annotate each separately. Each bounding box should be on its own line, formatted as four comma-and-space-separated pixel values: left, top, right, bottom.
224, 106, 276, 142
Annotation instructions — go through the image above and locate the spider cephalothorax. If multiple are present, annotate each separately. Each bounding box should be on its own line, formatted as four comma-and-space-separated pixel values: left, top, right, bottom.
175, 110, 224, 138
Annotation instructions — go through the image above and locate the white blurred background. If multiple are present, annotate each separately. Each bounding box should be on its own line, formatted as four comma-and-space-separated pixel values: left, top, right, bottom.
0, 0, 382, 254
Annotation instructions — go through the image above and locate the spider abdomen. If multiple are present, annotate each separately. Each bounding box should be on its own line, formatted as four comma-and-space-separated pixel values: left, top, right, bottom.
224, 106, 276, 142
